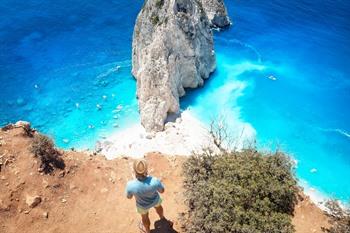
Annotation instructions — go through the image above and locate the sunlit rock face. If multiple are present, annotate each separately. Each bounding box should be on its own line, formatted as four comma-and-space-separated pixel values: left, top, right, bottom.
132, 0, 218, 132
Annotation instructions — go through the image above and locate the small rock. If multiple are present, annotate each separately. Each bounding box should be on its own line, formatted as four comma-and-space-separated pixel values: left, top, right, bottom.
1, 176, 5, 180
58, 171, 65, 178
109, 178, 115, 184
61, 198, 67, 203
175, 117, 182, 124
43, 180, 50, 188
24, 210, 30, 214
62, 139, 70, 144
15, 121, 30, 128
26, 195, 42, 208
43, 212, 49, 219
110, 171, 116, 180
100, 188, 108, 193
310, 168, 317, 173
69, 183, 77, 190
52, 183, 61, 188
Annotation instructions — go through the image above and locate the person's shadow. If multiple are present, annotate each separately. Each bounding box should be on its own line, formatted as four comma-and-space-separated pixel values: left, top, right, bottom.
150, 218, 178, 233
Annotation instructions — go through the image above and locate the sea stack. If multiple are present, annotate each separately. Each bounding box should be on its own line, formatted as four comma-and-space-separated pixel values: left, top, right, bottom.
132, 0, 230, 132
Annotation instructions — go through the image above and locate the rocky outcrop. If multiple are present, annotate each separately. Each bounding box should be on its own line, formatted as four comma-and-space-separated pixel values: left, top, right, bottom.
200, 0, 230, 28
132, 0, 229, 132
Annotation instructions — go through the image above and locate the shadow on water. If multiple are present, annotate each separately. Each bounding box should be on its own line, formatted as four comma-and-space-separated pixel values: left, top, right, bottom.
180, 68, 219, 110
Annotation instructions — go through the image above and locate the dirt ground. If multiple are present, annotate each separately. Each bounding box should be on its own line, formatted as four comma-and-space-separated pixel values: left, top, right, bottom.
0, 126, 329, 233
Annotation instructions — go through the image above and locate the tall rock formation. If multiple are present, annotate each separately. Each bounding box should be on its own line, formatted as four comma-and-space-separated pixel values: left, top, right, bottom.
200, 0, 230, 28
132, 0, 229, 132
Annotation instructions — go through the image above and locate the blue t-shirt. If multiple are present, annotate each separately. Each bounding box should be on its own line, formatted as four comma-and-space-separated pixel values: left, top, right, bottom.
126, 176, 164, 209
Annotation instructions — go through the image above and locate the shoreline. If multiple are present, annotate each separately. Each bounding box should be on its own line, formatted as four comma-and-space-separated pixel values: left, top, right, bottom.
96, 109, 257, 160
95, 110, 222, 159
96, 110, 333, 206
95, 110, 336, 209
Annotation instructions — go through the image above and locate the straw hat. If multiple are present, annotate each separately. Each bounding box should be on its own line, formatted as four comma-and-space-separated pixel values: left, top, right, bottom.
133, 159, 148, 175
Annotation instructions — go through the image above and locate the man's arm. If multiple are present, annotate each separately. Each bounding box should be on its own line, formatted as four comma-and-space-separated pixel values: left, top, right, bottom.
126, 183, 133, 199
157, 179, 165, 193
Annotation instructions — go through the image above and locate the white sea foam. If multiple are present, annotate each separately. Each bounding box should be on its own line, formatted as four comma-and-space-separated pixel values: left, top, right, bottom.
96, 109, 256, 159
334, 128, 350, 139
299, 179, 329, 210
217, 38, 263, 63
318, 127, 350, 140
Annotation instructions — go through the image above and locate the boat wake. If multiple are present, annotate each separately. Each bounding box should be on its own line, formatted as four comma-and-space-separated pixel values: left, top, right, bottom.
318, 127, 350, 140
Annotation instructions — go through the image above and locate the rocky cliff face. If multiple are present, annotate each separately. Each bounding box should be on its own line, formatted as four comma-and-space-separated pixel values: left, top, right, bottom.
200, 0, 230, 28
132, 0, 229, 132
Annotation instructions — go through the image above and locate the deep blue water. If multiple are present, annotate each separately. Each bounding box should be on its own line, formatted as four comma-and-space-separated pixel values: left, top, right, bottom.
1, 1, 349, 201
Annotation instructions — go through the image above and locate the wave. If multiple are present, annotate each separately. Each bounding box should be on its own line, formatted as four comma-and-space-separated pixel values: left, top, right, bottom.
216, 37, 262, 63
96, 60, 131, 79
333, 128, 350, 139
318, 127, 350, 140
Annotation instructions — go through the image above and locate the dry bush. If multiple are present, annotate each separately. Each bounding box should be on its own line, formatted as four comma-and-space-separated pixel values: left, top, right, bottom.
323, 200, 350, 233
182, 149, 298, 233
30, 134, 65, 174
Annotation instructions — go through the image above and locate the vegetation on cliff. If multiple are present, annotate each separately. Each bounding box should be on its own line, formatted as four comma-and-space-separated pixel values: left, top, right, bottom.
323, 200, 350, 233
182, 149, 298, 233
30, 133, 65, 173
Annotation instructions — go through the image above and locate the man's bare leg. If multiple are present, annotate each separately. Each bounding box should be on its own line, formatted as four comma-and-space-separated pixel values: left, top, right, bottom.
155, 205, 173, 227
141, 213, 151, 233
154, 205, 164, 219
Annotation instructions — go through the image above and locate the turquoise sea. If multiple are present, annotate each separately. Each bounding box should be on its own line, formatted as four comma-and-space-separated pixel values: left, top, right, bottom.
1, 1, 349, 201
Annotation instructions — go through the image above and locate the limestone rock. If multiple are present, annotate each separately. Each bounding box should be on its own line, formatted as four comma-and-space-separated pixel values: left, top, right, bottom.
200, 0, 230, 28
25, 195, 42, 208
132, 0, 216, 132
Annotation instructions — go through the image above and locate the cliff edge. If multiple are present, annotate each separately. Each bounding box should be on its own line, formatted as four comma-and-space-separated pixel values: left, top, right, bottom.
132, 0, 230, 132
0, 125, 329, 233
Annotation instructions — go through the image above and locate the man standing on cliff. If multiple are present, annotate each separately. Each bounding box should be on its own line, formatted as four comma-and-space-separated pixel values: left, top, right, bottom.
126, 159, 170, 233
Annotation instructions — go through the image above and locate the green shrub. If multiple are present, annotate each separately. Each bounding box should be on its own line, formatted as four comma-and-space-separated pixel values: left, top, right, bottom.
31, 134, 65, 173
323, 200, 350, 233
155, 0, 164, 8
151, 15, 160, 26
182, 149, 298, 233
